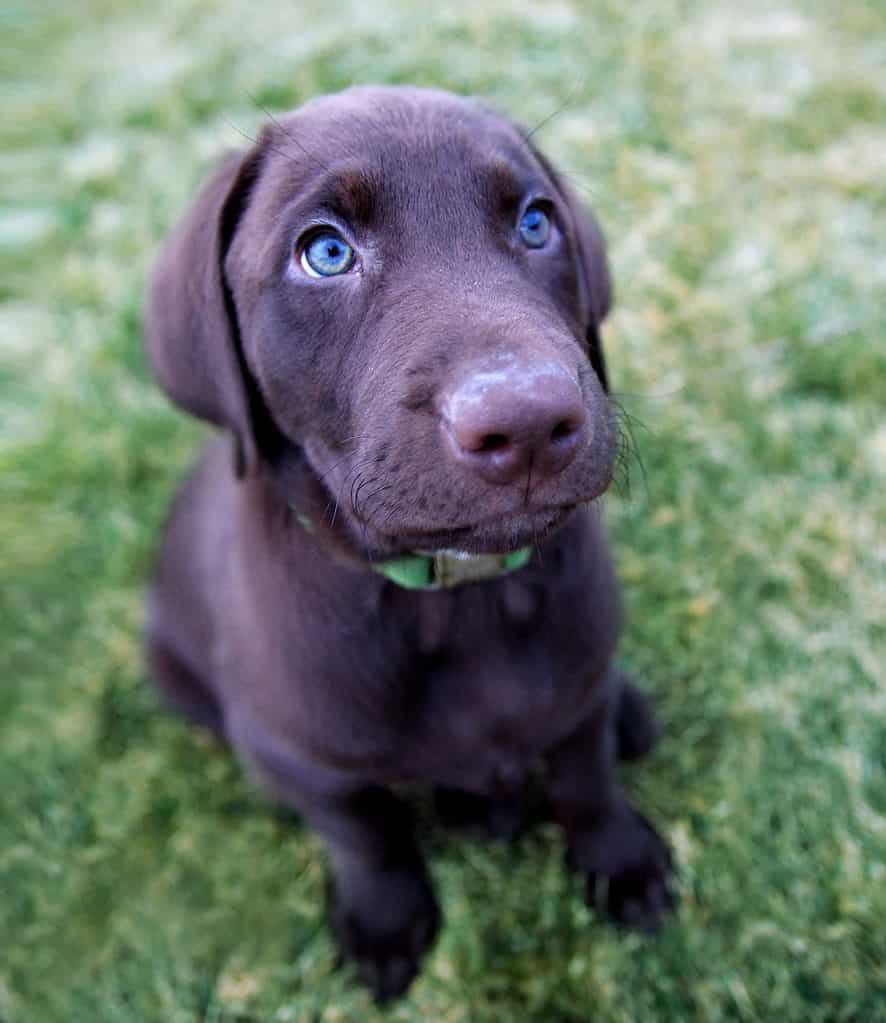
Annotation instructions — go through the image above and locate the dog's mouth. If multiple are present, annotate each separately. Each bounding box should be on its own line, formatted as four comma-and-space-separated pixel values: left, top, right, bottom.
294, 430, 614, 561
375, 504, 579, 557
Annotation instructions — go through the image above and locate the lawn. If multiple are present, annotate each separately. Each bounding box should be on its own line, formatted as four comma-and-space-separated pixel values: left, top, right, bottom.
3, 1, 885, 1020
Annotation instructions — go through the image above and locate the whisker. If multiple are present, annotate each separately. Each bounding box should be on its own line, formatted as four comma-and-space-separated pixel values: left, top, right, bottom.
361, 483, 397, 523
555, 169, 628, 216
608, 399, 649, 502
522, 71, 587, 142
326, 455, 375, 528
351, 471, 383, 525
609, 397, 653, 440
315, 442, 362, 485
532, 515, 544, 567
609, 385, 686, 402
220, 114, 295, 163
246, 91, 333, 174
360, 520, 376, 566
523, 452, 534, 509
379, 501, 403, 534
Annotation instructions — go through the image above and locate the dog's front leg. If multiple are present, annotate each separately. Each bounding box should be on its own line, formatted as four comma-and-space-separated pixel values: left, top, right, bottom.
321, 786, 439, 1004
546, 684, 674, 932
241, 738, 438, 1003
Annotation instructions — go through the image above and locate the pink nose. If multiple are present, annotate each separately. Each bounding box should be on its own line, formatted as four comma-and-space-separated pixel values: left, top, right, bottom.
442, 363, 587, 486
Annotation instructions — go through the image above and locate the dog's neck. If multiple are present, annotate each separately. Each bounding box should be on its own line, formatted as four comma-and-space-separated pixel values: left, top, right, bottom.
255, 439, 531, 589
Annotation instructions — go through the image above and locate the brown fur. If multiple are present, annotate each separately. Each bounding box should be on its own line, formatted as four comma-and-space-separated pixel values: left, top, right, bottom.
144, 87, 672, 1003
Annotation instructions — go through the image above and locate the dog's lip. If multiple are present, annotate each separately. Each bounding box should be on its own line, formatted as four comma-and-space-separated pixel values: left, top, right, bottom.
376, 503, 577, 554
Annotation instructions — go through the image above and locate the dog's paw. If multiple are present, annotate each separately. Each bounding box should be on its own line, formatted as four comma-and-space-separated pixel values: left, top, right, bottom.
566, 805, 674, 932
329, 870, 440, 1004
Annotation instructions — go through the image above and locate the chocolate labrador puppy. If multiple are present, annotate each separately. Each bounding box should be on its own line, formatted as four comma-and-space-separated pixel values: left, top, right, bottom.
144, 86, 673, 1002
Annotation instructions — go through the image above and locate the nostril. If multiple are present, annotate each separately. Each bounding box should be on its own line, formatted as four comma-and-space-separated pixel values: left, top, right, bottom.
550, 419, 577, 442
456, 430, 512, 454
478, 433, 509, 453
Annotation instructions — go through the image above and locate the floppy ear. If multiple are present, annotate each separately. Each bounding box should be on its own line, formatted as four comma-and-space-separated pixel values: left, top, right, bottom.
145, 144, 265, 476
554, 179, 612, 393
529, 146, 612, 392
567, 194, 612, 392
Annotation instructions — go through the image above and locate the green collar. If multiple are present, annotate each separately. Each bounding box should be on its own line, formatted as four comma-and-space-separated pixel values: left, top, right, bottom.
374, 547, 531, 590
293, 510, 531, 590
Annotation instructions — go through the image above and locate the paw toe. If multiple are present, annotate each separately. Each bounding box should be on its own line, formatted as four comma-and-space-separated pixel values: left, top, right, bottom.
575, 809, 676, 932
331, 878, 439, 1005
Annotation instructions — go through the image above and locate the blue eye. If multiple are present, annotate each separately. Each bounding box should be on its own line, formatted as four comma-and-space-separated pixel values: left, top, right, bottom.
518, 205, 551, 248
300, 231, 356, 277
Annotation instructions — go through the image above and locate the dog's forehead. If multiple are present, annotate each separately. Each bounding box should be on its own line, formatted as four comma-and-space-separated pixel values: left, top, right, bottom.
260, 87, 540, 204
281, 86, 521, 152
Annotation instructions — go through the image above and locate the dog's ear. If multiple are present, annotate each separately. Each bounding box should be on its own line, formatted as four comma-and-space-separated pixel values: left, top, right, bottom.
564, 198, 605, 390
554, 179, 612, 393
145, 142, 266, 476
566, 193, 611, 392
529, 147, 612, 392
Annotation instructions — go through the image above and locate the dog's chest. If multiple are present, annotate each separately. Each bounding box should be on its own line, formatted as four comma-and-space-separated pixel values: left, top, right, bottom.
385, 570, 615, 788
234, 510, 621, 786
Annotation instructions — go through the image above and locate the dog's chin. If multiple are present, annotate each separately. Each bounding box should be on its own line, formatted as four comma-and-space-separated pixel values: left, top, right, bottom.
366, 505, 580, 558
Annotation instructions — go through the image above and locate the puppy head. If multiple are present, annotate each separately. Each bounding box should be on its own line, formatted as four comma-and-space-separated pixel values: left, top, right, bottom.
146, 86, 616, 556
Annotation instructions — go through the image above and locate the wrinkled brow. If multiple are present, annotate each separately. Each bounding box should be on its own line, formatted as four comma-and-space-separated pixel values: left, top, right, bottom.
480, 157, 528, 213
330, 169, 378, 224
285, 138, 543, 226
291, 165, 380, 225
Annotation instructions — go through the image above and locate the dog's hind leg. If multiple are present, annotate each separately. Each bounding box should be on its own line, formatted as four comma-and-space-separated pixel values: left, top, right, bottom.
614, 671, 660, 762
547, 694, 674, 932
145, 634, 225, 738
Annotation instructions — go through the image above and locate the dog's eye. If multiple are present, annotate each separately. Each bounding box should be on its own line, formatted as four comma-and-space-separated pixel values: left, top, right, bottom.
518, 205, 551, 249
299, 231, 356, 277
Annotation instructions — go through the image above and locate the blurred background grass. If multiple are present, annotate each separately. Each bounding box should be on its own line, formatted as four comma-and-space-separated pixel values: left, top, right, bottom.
3, 1, 885, 1020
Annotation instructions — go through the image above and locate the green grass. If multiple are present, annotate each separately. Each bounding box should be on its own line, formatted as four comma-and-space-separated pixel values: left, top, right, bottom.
4, 1, 886, 1020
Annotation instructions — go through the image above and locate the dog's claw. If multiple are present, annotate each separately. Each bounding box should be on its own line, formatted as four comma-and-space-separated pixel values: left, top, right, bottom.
330, 875, 440, 1004
570, 806, 675, 932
